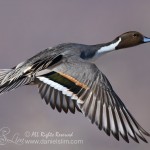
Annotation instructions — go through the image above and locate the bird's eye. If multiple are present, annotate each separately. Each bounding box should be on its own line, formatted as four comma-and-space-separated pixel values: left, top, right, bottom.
133, 34, 138, 37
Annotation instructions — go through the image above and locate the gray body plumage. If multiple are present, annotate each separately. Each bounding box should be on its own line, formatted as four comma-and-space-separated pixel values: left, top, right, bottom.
1, 43, 99, 85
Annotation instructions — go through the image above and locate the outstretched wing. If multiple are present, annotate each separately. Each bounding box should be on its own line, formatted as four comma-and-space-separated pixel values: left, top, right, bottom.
35, 56, 150, 143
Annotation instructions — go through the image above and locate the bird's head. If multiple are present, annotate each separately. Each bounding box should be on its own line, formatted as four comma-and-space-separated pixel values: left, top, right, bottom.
115, 31, 150, 50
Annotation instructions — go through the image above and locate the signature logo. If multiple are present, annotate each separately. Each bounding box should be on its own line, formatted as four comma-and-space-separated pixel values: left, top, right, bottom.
0, 127, 83, 145
0, 127, 24, 145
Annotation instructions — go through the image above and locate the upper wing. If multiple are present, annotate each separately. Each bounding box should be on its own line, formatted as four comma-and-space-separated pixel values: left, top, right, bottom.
0, 47, 64, 94
35, 57, 150, 143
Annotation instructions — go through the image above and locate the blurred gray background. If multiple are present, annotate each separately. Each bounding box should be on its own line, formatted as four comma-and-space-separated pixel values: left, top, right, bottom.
0, 0, 150, 150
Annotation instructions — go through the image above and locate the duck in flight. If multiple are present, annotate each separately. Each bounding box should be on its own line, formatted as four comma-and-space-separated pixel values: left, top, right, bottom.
0, 31, 150, 143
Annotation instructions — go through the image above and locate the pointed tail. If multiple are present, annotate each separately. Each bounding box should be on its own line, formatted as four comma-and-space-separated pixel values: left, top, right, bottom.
0, 68, 33, 95
0, 69, 12, 84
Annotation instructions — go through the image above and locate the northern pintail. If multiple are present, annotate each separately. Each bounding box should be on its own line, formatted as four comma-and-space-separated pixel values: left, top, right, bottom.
0, 31, 150, 143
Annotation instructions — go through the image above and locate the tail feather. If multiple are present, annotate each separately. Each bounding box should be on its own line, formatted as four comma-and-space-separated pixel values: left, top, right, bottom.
0, 77, 32, 95
0, 69, 12, 84
0, 68, 33, 95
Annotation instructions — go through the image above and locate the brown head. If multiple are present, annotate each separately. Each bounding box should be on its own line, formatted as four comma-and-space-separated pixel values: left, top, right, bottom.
115, 31, 150, 50
87, 31, 150, 59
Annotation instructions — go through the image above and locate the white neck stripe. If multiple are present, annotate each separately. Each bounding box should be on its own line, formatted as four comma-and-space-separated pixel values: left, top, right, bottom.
97, 37, 121, 55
